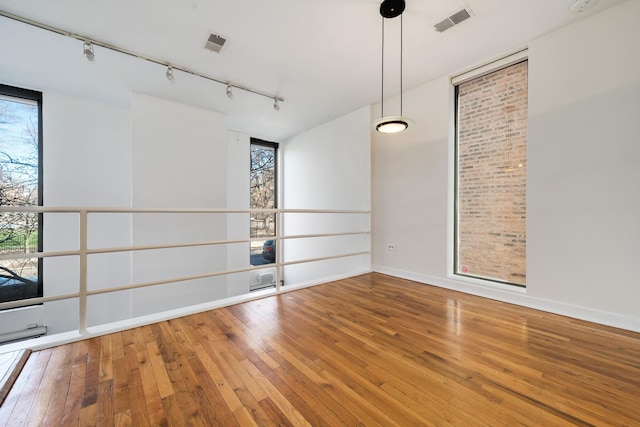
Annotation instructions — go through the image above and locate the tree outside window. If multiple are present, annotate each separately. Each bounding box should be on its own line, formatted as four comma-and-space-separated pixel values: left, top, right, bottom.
249, 139, 277, 266
0, 86, 42, 304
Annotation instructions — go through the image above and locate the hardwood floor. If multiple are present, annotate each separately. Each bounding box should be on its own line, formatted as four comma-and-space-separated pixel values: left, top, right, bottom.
0, 349, 31, 407
1, 272, 639, 426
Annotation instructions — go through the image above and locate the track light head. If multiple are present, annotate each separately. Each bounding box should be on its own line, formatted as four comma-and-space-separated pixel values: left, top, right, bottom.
83, 41, 95, 61
166, 66, 175, 81
273, 98, 280, 111
226, 84, 233, 99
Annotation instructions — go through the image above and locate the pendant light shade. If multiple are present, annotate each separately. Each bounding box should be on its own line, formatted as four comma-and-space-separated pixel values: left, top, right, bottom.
373, 116, 410, 133
373, 0, 412, 134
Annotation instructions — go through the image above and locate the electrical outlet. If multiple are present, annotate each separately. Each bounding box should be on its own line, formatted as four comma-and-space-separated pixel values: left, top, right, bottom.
387, 243, 396, 251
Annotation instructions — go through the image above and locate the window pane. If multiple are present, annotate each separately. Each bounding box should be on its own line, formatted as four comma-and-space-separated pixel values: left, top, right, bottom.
455, 60, 527, 286
0, 89, 42, 304
250, 140, 277, 269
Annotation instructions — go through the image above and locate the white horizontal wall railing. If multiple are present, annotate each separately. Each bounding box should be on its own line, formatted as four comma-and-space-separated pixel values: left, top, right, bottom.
0, 206, 370, 350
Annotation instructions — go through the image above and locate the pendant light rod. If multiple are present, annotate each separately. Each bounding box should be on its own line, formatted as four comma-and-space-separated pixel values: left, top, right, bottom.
400, 13, 403, 117
0, 9, 284, 103
379, 13, 404, 118
381, 16, 385, 118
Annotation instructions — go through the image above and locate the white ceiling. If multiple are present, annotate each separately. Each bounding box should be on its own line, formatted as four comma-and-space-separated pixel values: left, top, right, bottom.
0, 0, 626, 141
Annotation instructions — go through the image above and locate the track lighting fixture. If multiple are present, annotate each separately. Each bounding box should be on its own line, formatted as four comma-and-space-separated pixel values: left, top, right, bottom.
83, 41, 95, 62
273, 98, 280, 111
166, 66, 175, 81
1, 10, 284, 109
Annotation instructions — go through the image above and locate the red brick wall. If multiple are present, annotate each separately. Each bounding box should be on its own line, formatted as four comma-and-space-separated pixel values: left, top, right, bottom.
456, 61, 527, 286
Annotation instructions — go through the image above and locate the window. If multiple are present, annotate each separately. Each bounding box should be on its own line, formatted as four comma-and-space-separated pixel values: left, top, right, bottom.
0, 84, 43, 304
454, 58, 528, 286
249, 138, 278, 269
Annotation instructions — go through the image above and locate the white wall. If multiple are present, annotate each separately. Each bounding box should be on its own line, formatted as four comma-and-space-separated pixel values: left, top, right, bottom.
372, 0, 640, 332
526, 0, 640, 320
130, 93, 229, 315
226, 131, 253, 296
283, 106, 372, 286
43, 93, 133, 333
35, 91, 234, 333
372, 76, 451, 277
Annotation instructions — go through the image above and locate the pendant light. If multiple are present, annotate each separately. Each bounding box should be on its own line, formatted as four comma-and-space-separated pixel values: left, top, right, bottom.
373, 0, 413, 134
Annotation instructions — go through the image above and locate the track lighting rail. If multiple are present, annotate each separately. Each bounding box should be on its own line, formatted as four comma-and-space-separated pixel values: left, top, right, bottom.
0, 9, 284, 104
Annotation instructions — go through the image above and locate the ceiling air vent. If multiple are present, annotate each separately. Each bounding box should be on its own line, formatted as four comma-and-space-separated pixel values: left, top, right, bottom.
434, 8, 471, 33
569, 0, 598, 14
204, 32, 227, 53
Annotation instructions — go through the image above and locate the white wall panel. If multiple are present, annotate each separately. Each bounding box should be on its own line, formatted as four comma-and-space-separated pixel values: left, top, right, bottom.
283, 106, 371, 285
526, 0, 640, 318
43, 93, 132, 333
131, 93, 228, 315
226, 131, 253, 296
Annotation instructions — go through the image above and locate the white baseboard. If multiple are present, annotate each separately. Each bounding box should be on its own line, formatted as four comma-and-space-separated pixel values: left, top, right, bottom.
280, 268, 373, 293
373, 265, 640, 333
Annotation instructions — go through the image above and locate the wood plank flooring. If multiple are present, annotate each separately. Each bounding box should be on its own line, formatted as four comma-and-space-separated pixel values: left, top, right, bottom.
0, 350, 31, 407
1, 273, 639, 426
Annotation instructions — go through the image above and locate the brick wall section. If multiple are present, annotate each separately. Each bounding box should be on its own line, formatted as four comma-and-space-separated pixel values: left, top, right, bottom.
456, 61, 527, 286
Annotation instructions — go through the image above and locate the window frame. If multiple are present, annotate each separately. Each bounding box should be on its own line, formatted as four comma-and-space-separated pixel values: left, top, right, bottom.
0, 83, 43, 303
249, 138, 279, 275
451, 51, 528, 288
